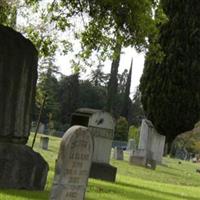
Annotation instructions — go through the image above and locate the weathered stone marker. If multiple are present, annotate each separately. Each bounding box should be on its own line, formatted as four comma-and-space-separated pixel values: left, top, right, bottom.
113, 147, 124, 160
40, 136, 49, 150
0, 25, 48, 190
127, 139, 136, 152
129, 119, 165, 169
70, 108, 117, 182
50, 126, 93, 200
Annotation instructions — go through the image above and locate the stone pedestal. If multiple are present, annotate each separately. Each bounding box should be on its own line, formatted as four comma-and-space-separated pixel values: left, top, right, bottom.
0, 25, 48, 190
0, 143, 48, 190
40, 136, 49, 150
129, 149, 146, 166
89, 162, 117, 182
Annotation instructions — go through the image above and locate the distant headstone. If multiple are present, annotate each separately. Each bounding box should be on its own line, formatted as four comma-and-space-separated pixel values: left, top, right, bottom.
175, 148, 188, 160
113, 147, 124, 160
50, 126, 93, 200
129, 149, 146, 166
127, 139, 136, 151
129, 119, 165, 168
38, 123, 45, 134
138, 119, 165, 164
0, 25, 48, 190
40, 136, 49, 150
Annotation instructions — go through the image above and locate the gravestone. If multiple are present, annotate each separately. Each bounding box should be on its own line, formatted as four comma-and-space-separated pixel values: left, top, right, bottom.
127, 139, 136, 152
50, 126, 93, 200
113, 147, 124, 160
40, 136, 49, 150
0, 25, 48, 190
71, 108, 117, 182
129, 149, 146, 166
175, 148, 188, 160
129, 119, 165, 168
38, 123, 45, 134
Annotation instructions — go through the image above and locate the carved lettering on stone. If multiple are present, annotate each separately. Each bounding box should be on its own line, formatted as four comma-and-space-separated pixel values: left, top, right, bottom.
50, 126, 93, 200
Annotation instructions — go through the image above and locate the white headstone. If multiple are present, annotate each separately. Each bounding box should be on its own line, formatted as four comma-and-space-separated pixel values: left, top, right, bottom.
88, 111, 115, 164
50, 126, 93, 200
138, 119, 166, 164
127, 139, 136, 151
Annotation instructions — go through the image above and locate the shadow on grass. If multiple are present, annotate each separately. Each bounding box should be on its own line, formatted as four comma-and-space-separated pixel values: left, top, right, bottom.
116, 181, 199, 200
158, 170, 185, 178
0, 189, 49, 200
86, 182, 176, 200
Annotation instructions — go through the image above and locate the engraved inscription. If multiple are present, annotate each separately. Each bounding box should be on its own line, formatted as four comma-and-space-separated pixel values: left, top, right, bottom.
50, 126, 93, 200
89, 126, 114, 139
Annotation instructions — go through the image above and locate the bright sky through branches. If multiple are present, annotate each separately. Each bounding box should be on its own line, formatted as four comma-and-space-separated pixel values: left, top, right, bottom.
56, 47, 145, 96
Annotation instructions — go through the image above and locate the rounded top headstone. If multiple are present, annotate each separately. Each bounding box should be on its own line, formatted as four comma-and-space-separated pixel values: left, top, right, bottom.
89, 111, 115, 130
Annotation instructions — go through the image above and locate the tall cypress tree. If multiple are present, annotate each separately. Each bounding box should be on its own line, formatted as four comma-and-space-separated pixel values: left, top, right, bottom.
106, 41, 121, 113
140, 0, 200, 144
121, 59, 133, 118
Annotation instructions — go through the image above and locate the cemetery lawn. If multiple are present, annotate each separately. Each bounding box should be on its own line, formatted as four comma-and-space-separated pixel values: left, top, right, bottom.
1, 134, 200, 200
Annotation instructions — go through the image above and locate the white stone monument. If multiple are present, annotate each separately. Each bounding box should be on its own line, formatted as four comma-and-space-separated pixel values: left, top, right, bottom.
50, 126, 93, 200
130, 119, 165, 168
70, 108, 117, 182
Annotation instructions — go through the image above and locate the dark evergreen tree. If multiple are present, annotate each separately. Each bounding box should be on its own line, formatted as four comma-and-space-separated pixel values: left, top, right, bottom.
140, 0, 200, 144
58, 74, 79, 126
106, 41, 121, 113
79, 80, 107, 109
118, 69, 128, 94
121, 59, 133, 118
128, 87, 144, 127
35, 68, 60, 125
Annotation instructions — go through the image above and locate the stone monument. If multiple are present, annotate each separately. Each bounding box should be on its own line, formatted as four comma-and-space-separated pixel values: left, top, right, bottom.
50, 126, 93, 200
70, 108, 117, 182
129, 119, 165, 168
113, 147, 124, 160
0, 25, 48, 190
127, 139, 136, 152
40, 136, 49, 150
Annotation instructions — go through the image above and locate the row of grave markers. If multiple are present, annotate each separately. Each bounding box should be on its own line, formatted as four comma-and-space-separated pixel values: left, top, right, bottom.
49, 116, 166, 200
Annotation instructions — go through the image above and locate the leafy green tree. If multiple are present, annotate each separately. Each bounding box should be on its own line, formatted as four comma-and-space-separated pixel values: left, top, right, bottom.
114, 117, 129, 141
0, 0, 17, 27
140, 0, 200, 144
79, 80, 107, 109
128, 125, 139, 146
36, 68, 60, 126
58, 74, 80, 126
90, 63, 107, 87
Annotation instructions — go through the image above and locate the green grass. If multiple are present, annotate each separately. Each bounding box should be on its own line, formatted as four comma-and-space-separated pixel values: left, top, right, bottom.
1, 134, 200, 200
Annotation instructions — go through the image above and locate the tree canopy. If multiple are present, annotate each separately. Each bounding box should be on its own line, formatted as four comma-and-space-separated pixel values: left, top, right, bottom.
140, 0, 200, 143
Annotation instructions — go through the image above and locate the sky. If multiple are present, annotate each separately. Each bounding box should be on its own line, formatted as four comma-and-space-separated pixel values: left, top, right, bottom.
16, 1, 146, 96
56, 47, 145, 96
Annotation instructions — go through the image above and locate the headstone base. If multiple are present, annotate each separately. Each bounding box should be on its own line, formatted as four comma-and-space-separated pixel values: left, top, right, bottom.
0, 143, 48, 190
129, 155, 146, 166
89, 162, 117, 182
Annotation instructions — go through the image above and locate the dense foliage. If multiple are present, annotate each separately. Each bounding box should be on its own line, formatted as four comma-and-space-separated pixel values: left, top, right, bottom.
140, 0, 200, 143
114, 117, 129, 141
35, 67, 138, 131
